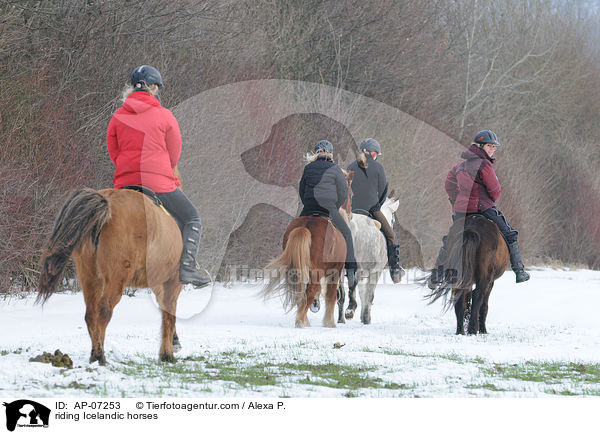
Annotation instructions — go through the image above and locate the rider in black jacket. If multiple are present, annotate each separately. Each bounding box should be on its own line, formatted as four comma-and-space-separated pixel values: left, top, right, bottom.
347, 138, 403, 283
299, 140, 357, 288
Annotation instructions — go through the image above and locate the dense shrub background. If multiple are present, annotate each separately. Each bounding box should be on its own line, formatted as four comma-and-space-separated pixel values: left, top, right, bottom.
1, 0, 599, 292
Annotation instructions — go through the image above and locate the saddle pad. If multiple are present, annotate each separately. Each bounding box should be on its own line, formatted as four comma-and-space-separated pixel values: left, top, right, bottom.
353, 209, 381, 230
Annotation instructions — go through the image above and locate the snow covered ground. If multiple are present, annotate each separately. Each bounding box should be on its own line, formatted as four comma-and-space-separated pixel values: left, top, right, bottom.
1, 268, 599, 398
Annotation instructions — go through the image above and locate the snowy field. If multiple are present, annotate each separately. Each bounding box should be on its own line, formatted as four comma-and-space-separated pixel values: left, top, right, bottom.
1, 268, 599, 398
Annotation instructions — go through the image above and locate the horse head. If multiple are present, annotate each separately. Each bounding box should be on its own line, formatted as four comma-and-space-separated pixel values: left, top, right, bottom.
341, 169, 354, 218
381, 197, 399, 227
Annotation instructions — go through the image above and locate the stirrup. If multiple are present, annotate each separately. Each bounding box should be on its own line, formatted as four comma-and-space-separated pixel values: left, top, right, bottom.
179, 266, 211, 288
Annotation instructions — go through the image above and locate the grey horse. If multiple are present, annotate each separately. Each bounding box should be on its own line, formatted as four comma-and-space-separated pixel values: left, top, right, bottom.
337, 198, 400, 324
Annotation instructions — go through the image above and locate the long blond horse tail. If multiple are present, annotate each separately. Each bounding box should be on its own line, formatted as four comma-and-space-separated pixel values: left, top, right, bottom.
262, 227, 312, 311
37, 188, 110, 305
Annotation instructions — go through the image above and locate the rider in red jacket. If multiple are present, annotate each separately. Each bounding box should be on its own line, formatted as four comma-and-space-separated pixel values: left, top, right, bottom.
430, 130, 530, 285
107, 65, 210, 288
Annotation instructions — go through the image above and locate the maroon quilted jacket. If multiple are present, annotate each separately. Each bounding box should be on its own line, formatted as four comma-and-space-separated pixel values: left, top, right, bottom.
445, 144, 501, 213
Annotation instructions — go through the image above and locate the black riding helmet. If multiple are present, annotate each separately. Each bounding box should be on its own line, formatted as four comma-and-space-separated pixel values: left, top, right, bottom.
314, 140, 334, 154
360, 138, 382, 156
131, 65, 164, 89
473, 130, 501, 146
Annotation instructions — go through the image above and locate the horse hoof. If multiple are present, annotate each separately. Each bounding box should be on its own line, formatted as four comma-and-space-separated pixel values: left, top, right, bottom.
160, 353, 176, 363
89, 352, 106, 365
361, 315, 371, 325
345, 309, 354, 320
295, 320, 309, 328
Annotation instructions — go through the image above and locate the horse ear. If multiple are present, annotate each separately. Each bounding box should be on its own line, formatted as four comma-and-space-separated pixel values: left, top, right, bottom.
388, 188, 395, 198
347, 170, 354, 182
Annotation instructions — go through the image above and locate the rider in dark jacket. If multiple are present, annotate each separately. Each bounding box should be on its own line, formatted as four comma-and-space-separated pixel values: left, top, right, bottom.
430, 130, 530, 286
347, 138, 403, 283
299, 140, 357, 288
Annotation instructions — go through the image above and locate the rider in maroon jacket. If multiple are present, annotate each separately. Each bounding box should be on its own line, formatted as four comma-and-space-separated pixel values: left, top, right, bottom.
430, 130, 530, 285
107, 65, 210, 288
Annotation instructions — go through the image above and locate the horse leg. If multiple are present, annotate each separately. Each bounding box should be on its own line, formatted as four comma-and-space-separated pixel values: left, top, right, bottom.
93, 279, 125, 365
323, 278, 338, 328
464, 291, 472, 330
360, 271, 379, 325
467, 284, 485, 335
173, 327, 181, 352
296, 282, 317, 328
454, 291, 467, 335
154, 278, 182, 362
344, 276, 358, 320
337, 279, 346, 324
80, 270, 104, 365
479, 283, 493, 334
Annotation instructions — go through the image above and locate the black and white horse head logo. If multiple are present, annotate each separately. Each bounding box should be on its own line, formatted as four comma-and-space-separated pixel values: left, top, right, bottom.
3, 400, 50, 431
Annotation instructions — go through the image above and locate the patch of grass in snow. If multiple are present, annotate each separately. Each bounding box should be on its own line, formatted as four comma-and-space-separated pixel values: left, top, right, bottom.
484, 361, 600, 395
0, 348, 26, 355
363, 347, 485, 365
102, 352, 413, 396
291, 362, 407, 391
54, 381, 95, 391
465, 383, 512, 393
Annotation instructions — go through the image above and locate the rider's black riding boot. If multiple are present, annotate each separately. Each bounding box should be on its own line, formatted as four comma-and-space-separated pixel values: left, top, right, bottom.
428, 236, 448, 289
507, 241, 530, 283
386, 243, 404, 284
345, 261, 358, 289
179, 221, 211, 288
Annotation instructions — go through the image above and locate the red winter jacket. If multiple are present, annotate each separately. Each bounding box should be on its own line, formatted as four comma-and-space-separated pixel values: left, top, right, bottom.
445, 144, 501, 213
106, 91, 182, 193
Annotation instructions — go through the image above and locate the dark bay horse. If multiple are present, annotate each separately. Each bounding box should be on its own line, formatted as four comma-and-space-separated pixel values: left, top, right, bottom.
263, 170, 353, 327
426, 214, 510, 335
37, 187, 184, 364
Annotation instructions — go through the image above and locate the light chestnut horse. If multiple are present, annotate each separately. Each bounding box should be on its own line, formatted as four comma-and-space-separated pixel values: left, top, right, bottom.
37, 187, 183, 364
263, 170, 353, 327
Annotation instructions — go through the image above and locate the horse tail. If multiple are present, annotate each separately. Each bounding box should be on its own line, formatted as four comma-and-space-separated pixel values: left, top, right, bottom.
262, 227, 312, 311
427, 229, 480, 309
37, 188, 111, 305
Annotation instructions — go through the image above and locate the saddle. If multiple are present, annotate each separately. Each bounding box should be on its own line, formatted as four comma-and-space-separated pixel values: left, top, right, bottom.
308, 211, 331, 221
352, 209, 381, 230
121, 185, 171, 216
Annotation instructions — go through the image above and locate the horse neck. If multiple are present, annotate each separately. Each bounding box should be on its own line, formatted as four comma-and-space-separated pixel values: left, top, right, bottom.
341, 190, 352, 219
339, 208, 351, 225
380, 203, 392, 224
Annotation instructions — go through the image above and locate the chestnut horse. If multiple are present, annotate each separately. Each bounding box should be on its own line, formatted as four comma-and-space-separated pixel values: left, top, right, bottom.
37, 187, 184, 364
426, 214, 510, 335
263, 170, 353, 328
